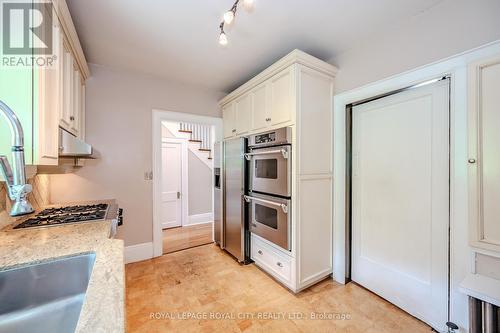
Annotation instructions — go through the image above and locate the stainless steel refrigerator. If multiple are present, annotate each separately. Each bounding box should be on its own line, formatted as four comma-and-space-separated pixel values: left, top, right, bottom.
223, 137, 249, 263
213, 142, 223, 247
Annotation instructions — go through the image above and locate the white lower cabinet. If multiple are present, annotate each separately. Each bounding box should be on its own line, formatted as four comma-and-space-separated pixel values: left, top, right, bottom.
251, 234, 293, 289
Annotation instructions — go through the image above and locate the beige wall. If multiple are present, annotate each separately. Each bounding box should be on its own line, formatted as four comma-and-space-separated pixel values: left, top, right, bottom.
188, 150, 212, 216
330, 0, 500, 93
49, 64, 224, 246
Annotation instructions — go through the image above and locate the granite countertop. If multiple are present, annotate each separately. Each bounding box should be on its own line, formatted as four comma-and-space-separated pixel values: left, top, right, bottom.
0, 201, 125, 333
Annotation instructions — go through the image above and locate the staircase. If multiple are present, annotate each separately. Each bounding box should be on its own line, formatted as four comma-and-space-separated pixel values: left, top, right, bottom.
162, 122, 213, 169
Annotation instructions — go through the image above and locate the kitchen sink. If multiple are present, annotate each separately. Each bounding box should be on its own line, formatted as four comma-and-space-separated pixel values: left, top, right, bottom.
0, 253, 96, 333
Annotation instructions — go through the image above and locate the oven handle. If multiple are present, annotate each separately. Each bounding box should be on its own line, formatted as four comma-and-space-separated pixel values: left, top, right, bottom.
243, 195, 288, 214
244, 148, 289, 161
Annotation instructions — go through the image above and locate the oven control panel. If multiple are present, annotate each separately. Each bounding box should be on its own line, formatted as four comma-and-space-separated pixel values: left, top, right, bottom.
248, 127, 291, 148
254, 132, 276, 145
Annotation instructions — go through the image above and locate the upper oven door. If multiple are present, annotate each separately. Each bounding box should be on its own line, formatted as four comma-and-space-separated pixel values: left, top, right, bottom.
246, 145, 291, 197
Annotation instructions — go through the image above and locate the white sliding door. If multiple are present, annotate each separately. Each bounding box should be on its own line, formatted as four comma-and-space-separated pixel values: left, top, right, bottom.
351, 80, 449, 330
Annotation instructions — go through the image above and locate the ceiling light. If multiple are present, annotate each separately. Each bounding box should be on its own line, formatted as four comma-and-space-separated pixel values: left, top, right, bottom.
223, 10, 235, 24
218, 0, 255, 45
219, 32, 228, 46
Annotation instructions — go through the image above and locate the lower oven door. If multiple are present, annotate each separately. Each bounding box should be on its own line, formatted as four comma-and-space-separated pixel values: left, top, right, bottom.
246, 145, 291, 197
245, 193, 291, 251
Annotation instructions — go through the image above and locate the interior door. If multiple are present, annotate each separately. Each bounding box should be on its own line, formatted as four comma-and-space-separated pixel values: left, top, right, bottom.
351, 80, 449, 330
161, 142, 182, 229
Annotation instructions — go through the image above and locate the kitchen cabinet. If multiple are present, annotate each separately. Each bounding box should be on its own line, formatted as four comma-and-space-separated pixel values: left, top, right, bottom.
269, 67, 294, 126
221, 65, 296, 137
219, 50, 337, 292
0, 0, 89, 179
235, 93, 252, 135
222, 103, 236, 139
468, 55, 500, 254
250, 82, 269, 131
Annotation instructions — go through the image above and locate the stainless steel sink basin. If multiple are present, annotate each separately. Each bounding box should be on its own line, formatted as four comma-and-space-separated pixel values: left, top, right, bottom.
0, 253, 96, 333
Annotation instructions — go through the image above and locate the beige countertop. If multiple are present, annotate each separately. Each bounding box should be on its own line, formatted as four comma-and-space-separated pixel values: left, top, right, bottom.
0, 201, 125, 333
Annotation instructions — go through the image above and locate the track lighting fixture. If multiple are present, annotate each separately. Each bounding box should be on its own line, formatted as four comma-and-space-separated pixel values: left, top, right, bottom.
218, 0, 255, 46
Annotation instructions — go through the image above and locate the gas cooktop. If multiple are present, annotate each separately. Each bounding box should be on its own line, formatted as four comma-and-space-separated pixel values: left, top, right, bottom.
13, 203, 109, 229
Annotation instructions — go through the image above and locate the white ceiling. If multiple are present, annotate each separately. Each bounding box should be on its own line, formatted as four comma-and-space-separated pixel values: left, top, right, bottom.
67, 0, 443, 93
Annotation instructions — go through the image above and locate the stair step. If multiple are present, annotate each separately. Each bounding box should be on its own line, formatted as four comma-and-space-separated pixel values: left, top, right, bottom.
179, 130, 192, 133
199, 148, 211, 152
189, 139, 202, 143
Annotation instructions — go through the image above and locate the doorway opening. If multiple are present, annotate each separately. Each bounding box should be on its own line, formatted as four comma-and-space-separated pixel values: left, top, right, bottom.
160, 121, 214, 254
152, 110, 223, 257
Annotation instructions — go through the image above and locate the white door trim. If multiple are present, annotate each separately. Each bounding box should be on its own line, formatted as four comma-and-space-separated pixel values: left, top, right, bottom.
152, 109, 223, 258
161, 138, 188, 230
332, 40, 500, 330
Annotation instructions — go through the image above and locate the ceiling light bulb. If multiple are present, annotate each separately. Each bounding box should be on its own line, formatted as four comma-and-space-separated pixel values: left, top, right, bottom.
223, 10, 234, 24
243, 0, 254, 9
219, 32, 228, 46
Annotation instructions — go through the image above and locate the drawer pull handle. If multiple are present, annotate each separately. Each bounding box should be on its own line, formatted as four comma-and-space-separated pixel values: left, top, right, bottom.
258, 250, 263, 255
276, 262, 283, 267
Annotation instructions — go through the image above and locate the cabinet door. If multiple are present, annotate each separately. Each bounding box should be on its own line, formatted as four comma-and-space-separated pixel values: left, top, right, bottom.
222, 103, 235, 138
235, 94, 252, 135
33, 8, 61, 165
61, 46, 73, 132
270, 67, 295, 126
251, 83, 269, 131
468, 57, 500, 253
71, 68, 81, 135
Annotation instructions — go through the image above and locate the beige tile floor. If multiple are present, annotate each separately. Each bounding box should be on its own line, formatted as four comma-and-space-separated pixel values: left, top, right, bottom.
126, 244, 431, 333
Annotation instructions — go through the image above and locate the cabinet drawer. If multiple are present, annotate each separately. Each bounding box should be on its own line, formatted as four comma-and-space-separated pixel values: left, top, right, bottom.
251, 234, 292, 284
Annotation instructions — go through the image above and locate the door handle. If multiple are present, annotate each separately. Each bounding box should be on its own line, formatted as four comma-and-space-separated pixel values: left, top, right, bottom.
244, 195, 288, 214
244, 148, 289, 160
177, 191, 181, 199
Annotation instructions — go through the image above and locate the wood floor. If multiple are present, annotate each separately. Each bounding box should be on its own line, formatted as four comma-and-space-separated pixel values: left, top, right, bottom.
163, 222, 213, 254
126, 244, 431, 333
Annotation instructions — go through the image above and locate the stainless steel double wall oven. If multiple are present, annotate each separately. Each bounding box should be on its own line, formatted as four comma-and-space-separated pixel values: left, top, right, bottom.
245, 127, 292, 251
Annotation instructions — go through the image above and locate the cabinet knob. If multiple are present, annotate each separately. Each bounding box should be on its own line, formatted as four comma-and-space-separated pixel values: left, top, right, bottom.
276, 262, 283, 267
266, 118, 271, 122
468, 158, 476, 164
257, 250, 263, 255
70, 116, 75, 121
232, 129, 236, 133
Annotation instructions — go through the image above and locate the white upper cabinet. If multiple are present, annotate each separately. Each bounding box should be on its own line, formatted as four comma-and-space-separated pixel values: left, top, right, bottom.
235, 93, 252, 135
222, 103, 235, 139
269, 67, 295, 126
468, 56, 500, 253
61, 47, 73, 131
250, 82, 269, 132
221, 66, 295, 136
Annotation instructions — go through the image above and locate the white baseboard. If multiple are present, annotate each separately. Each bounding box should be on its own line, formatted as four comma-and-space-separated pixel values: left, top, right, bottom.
125, 242, 154, 264
184, 212, 214, 226
162, 221, 180, 229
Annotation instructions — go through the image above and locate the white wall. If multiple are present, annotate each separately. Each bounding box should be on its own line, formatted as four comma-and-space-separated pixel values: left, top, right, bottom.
187, 150, 212, 216
331, 0, 500, 93
50, 64, 224, 246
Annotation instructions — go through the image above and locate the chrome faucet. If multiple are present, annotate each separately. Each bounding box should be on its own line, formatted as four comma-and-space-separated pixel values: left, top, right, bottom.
0, 100, 34, 216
